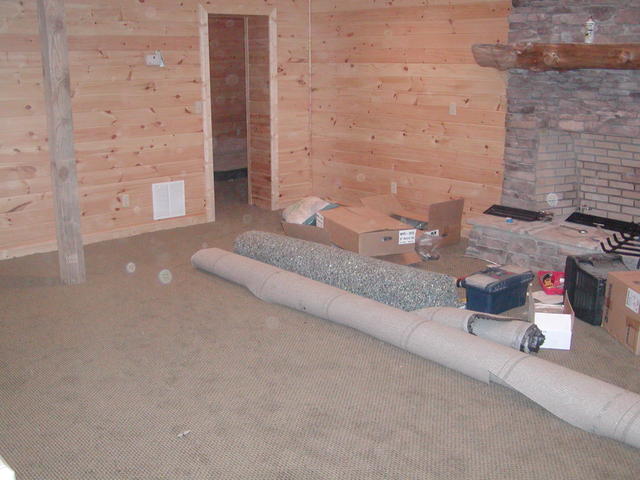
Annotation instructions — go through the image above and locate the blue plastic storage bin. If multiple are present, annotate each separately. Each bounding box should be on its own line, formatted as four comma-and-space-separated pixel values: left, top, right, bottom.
462, 265, 534, 314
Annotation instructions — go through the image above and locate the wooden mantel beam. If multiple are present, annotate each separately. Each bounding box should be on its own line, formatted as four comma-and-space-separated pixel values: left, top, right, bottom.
37, 0, 86, 285
472, 43, 640, 71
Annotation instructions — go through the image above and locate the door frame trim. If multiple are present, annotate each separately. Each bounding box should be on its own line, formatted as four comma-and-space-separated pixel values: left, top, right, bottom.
198, 3, 278, 218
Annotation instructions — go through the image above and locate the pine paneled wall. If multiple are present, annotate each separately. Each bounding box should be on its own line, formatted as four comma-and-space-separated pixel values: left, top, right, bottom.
1, 0, 508, 259
1, 0, 205, 258
310, 0, 509, 229
0, 0, 311, 258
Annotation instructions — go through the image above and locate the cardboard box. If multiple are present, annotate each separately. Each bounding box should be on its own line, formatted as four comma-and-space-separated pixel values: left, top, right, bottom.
531, 295, 575, 350
602, 270, 640, 355
281, 220, 422, 265
282, 222, 331, 245
315, 206, 418, 257
359, 194, 464, 246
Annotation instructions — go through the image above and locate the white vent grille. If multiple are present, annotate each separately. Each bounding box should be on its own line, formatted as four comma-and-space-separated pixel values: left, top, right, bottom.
152, 180, 185, 220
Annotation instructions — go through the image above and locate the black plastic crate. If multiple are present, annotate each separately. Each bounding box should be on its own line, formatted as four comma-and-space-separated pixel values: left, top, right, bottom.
564, 253, 627, 325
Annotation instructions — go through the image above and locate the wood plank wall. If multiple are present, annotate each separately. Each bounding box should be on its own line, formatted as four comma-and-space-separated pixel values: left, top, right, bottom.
0, 0, 312, 259
209, 15, 247, 173
1, 0, 54, 256
247, 16, 272, 208
270, 1, 313, 207
310, 0, 510, 229
1, 0, 509, 258
1, 0, 205, 258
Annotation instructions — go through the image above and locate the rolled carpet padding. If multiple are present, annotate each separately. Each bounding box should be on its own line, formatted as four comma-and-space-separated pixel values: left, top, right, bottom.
234, 230, 459, 311
234, 231, 544, 352
192, 248, 640, 450
412, 307, 545, 353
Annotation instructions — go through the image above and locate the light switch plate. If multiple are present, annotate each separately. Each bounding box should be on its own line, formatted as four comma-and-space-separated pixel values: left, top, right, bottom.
145, 50, 165, 67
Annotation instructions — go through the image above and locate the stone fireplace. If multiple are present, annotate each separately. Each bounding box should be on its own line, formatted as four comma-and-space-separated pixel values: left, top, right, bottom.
466, 1, 640, 270
501, 0, 640, 221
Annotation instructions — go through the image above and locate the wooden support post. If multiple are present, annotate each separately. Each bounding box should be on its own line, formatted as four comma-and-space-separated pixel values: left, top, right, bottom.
37, 0, 86, 284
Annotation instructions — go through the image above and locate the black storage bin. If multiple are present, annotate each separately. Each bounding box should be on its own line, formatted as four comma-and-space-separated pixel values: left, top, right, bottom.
564, 253, 628, 325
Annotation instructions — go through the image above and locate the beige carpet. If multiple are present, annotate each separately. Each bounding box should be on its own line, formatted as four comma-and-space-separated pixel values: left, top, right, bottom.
1, 180, 639, 479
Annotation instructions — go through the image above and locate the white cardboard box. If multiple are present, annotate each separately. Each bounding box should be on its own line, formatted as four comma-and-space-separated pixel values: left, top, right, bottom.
532, 296, 575, 350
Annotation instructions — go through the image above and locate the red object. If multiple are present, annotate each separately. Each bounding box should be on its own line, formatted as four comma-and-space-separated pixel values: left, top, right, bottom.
538, 270, 565, 295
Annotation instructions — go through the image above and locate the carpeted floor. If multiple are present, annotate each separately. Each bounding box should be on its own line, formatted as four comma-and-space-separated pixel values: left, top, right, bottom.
1, 179, 639, 479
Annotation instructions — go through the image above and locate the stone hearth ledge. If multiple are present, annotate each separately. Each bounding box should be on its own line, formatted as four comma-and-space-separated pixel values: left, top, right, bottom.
465, 214, 613, 271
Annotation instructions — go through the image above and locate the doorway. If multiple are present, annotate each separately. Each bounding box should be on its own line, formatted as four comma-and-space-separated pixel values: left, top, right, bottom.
198, 5, 277, 220
208, 15, 248, 182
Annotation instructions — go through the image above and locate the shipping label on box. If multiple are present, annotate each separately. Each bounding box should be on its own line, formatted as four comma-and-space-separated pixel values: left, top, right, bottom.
398, 229, 417, 245
625, 287, 640, 314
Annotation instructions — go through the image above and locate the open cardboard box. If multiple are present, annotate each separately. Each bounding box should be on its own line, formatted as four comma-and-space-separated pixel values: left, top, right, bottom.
530, 293, 575, 350
281, 193, 463, 265
282, 222, 332, 245
282, 206, 423, 265
316, 206, 418, 256
359, 194, 464, 247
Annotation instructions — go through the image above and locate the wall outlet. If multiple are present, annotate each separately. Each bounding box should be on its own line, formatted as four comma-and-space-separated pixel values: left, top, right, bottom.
449, 102, 457, 115
390, 181, 398, 194
120, 193, 130, 207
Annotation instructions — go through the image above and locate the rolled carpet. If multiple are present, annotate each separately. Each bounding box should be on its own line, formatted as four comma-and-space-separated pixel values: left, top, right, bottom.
191, 248, 640, 450
234, 231, 544, 352
234, 230, 459, 312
